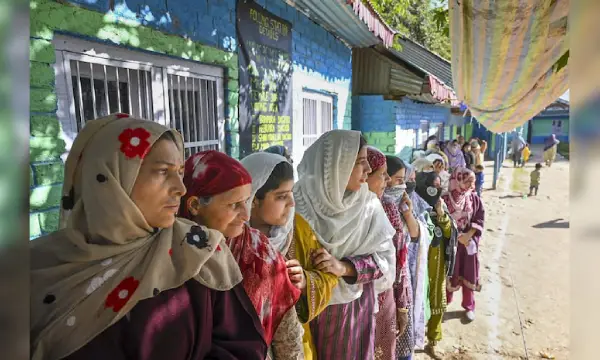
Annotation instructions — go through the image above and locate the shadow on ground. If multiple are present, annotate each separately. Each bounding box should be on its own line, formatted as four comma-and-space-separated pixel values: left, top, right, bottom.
532, 218, 569, 229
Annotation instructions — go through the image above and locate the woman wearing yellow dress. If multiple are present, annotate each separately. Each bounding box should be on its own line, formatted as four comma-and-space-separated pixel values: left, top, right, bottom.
241, 152, 339, 359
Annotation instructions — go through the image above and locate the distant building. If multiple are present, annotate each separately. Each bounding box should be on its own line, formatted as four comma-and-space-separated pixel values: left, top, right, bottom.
527, 98, 570, 144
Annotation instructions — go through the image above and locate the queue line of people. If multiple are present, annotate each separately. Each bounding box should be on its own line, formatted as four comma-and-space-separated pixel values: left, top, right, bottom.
30, 113, 485, 360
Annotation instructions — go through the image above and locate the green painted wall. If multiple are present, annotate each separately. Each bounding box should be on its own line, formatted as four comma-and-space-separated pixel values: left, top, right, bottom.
29, 0, 239, 238
362, 131, 396, 155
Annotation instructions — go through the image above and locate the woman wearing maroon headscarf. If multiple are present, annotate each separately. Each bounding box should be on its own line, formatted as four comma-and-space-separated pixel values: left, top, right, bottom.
180, 150, 304, 359
442, 167, 485, 323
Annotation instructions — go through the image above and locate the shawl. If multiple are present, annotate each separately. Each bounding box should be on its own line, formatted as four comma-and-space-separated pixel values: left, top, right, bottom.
226, 225, 301, 345
31, 114, 242, 360
241, 152, 294, 254
511, 133, 526, 152
444, 145, 466, 169
544, 134, 560, 151
293, 130, 396, 304
442, 167, 476, 230
405, 165, 432, 218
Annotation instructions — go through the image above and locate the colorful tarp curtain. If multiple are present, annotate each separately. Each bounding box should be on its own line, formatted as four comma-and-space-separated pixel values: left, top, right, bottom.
449, 0, 569, 133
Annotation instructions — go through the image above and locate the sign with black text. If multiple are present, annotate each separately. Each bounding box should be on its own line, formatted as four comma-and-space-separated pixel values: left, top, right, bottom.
237, 0, 293, 158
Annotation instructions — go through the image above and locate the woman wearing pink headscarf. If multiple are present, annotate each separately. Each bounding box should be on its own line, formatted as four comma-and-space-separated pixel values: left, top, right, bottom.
442, 167, 485, 323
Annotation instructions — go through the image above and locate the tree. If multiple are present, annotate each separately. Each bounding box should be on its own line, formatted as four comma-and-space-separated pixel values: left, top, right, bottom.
370, 0, 451, 60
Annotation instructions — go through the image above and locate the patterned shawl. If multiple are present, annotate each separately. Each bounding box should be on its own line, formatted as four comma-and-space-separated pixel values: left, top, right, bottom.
293, 130, 396, 304
442, 167, 476, 230
31, 114, 242, 360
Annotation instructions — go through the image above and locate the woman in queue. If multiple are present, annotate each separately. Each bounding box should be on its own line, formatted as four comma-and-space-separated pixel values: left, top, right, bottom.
293, 130, 396, 360
31, 114, 267, 360
415, 171, 458, 358
443, 167, 485, 323
240, 152, 339, 359
180, 150, 303, 359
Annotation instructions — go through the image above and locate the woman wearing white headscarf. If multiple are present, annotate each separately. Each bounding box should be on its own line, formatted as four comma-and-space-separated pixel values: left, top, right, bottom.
293, 130, 396, 360
241, 152, 339, 360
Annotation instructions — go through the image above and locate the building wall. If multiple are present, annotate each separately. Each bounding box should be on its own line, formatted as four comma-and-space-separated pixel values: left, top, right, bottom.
30, 0, 351, 238
253, 0, 352, 164
352, 96, 451, 155
530, 116, 569, 144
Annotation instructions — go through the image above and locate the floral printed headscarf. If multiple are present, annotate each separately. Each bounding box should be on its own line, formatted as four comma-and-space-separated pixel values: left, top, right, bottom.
30, 114, 242, 360
442, 167, 476, 229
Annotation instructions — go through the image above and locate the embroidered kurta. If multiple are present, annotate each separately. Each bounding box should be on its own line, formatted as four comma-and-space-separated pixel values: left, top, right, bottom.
288, 214, 339, 360
309, 255, 382, 360
64, 281, 267, 360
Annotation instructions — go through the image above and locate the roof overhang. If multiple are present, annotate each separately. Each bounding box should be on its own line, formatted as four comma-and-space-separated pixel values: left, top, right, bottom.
284, 0, 396, 47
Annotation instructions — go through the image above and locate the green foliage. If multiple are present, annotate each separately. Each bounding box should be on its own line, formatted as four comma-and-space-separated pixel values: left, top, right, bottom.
369, 0, 451, 60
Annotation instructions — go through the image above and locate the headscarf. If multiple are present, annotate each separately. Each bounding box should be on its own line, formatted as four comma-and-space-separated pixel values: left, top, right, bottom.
415, 171, 442, 207
444, 142, 466, 169
511, 132, 526, 152
264, 145, 292, 163
180, 150, 252, 216
442, 167, 476, 230
31, 114, 242, 360
240, 152, 294, 254
293, 130, 396, 304
544, 134, 560, 151
182, 152, 300, 345
405, 164, 432, 217
367, 146, 386, 171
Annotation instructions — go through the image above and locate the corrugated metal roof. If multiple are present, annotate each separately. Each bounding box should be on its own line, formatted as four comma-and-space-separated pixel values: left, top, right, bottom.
392, 36, 454, 88
353, 48, 425, 96
284, 0, 387, 47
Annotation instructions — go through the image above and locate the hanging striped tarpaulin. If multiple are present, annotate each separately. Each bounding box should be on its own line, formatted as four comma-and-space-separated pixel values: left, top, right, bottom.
449, 0, 569, 133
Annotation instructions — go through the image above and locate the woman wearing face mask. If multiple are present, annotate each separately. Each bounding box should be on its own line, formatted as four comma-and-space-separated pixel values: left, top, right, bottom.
402, 164, 435, 352
241, 152, 339, 360
365, 147, 397, 360
462, 142, 475, 170
442, 167, 485, 323
383, 156, 432, 360
415, 172, 459, 358
180, 151, 303, 358
294, 130, 396, 360
31, 114, 266, 360
444, 140, 466, 171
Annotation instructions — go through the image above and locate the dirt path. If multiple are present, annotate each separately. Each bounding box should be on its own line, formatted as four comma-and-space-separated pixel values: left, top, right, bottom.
415, 151, 569, 360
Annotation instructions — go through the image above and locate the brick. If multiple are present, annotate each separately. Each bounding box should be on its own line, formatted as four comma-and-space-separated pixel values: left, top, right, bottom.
30, 114, 61, 137
33, 161, 65, 186
30, 184, 63, 211
30, 88, 57, 113
30, 38, 55, 63
30, 62, 55, 89
30, 213, 42, 239
30, 136, 66, 162
40, 209, 61, 234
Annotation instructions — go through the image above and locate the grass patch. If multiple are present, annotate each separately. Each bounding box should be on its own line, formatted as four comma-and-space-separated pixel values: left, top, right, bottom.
557, 142, 569, 159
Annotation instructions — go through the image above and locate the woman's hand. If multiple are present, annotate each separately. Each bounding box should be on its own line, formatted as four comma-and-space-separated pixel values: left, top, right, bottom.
396, 309, 409, 336
458, 233, 471, 246
311, 248, 347, 277
285, 259, 306, 292
435, 198, 445, 217
400, 192, 413, 215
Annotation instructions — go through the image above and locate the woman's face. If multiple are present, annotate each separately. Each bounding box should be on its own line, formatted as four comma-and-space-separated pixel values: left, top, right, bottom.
432, 177, 442, 188
131, 138, 186, 229
463, 175, 476, 191
251, 180, 295, 227
463, 144, 471, 153
366, 164, 391, 198
189, 184, 252, 238
433, 160, 445, 173
389, 168, 406, 187
346, 146, 371, 192
407, 170, 416, 183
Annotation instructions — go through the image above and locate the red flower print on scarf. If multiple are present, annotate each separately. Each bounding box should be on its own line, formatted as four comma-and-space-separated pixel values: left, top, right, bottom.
105, 276, 140, 312
118, 128, 151, 159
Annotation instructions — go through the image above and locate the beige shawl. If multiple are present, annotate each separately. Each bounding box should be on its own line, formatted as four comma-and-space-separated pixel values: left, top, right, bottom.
30, 114, 242, 360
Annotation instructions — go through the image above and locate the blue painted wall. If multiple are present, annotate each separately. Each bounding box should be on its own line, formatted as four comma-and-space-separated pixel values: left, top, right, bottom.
396, 98, 450, 129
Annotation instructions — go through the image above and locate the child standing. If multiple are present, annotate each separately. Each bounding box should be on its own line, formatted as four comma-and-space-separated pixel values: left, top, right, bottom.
474, 165, 484, 197
521, 144, 531, 167
529, 163, 542, 196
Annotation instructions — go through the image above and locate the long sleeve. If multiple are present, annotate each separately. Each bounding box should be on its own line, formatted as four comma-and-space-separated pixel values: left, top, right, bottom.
269, 309, 304, 360
470, 195, 485, 243
436, 212, 453, 239
290, 214, 339, 324
342, 254, 383, 285
394, 230, 411, 309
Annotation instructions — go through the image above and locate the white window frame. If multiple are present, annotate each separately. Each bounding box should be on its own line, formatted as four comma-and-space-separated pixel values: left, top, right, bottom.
53, 34, 225, 155
300, 91, 333, 149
